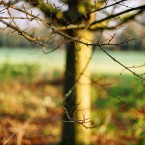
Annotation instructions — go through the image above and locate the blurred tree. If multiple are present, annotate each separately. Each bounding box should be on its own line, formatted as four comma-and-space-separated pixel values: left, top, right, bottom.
0, 0, 145, 145
117, 23, 145, 51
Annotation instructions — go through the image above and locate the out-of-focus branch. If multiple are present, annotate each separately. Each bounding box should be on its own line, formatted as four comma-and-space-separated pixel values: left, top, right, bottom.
73, 0, 128, 23
134, 19, 145, 27
1, 1, 145, 32
90, 9, 144, 30
53, 29, 144, 82
0, 20, 47, 46
90, 4, 145, 30
63, 106, 96, 129
24, 0, 63, 23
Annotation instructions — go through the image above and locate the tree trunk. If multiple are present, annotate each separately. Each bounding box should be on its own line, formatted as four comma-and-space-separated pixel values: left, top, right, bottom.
61, 28, 94, 145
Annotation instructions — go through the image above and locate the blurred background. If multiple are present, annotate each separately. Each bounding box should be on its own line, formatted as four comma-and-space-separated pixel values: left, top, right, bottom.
0, 1, 145, 145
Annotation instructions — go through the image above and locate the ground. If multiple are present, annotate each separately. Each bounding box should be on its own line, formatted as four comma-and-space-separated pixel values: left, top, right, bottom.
0, 54, 145, 145
0, 80, 62, 145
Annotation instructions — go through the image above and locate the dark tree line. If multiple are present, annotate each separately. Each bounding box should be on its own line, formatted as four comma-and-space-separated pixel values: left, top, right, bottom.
0, 27, 145, 51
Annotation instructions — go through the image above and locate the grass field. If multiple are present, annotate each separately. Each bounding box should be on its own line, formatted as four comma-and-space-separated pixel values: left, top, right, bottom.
0, 48, 144, 74
0, 48, 145, 145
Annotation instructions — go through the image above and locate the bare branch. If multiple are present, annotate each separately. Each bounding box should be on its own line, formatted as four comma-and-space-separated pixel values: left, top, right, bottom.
90, 4, 145, 29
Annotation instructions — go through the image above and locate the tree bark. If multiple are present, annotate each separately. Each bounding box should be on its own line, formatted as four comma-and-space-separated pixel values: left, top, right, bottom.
61, 28, 94, 145
61, 0, 95, 144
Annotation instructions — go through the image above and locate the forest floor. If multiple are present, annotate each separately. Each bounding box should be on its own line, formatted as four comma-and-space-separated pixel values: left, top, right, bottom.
0, 80, 63, 145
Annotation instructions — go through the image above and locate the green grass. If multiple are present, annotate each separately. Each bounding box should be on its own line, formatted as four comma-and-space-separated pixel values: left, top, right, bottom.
0, 48, 144, 75
0, 62, 39, 83
93, 74, 144, 108
91, 74, 145, 145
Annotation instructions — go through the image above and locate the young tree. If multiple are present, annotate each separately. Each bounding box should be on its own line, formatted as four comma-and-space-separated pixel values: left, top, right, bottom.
0, 0, 145, 145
